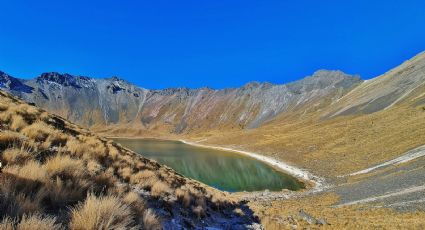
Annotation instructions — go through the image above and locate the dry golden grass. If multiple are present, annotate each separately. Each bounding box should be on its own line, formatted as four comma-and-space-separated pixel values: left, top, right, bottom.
175, 188, 192, 207
2, 148, 32, 165
142, 209, 162, 230
0, 91, 241, 229
130, 170, 156, 184
0, 217, 14, 230
150, 181, 171, 197
249, 193, 425, 230
17, 213, 62, 230
192, 205, 205, 219
0, 131, 25, 149
4, 160, 47, 182
66, 138, 90, 157
189, 103, 425, 177
21, 121, 54, 142
43, 154, 85, 178
70, 194, 136, 230
118, 166, 133, 181
123, 192, 146, 212
86, 160, 103, 176
10, 115, 27, 132
0, 104, 8, 111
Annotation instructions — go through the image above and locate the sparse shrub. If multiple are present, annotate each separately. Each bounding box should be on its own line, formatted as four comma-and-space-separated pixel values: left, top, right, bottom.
66, 138, 89, 157
176, 188, 192, 207
2, 148, 32, 165
150, 181, 171, 197
0, 217, 14, 230
142, 209, 162, 230
46, 132, 68, 147
0, 131, 25, 149
0, 104, 8, 111
192, 205, 205, 219
87, 160, 103, 175
233, 208, 245, 217
0, 110, 13, 123
0, 176, 42, 217
21, 121, 53, 142
37, 177, 90, 210
17, 213, 62, 230
11, 104, 40, 120
92, 173, 116, 194
10, 115, 27, 131
123, 192, 146, 213
108, 145, 120, 160
70, 194, 137, 230
44, 154, 85, 178
118, 166, 133, 182
195, 197, 206, 210
130, 170, 156, 184
4, 160, 47, 183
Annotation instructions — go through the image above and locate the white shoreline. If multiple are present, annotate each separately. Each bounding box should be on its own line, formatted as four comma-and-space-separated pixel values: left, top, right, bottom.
180, 139, 325, 190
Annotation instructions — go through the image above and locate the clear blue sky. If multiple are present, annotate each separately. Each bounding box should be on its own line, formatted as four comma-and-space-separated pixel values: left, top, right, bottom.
1, 1, 424, 89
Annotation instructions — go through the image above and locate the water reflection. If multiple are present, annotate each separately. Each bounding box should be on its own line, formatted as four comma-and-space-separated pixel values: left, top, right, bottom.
113, 138, 303, 192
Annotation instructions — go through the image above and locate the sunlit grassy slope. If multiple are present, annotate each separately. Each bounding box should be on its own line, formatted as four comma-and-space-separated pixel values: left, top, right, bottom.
0, 90, 258, 229
183, 53, 425, 179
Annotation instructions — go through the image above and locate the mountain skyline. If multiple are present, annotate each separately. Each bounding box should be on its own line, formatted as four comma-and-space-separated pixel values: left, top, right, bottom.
1, 1, 425, 89
2, 50, 424, 134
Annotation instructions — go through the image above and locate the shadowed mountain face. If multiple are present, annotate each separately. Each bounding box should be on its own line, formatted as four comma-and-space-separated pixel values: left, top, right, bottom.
0, 70, 362, 133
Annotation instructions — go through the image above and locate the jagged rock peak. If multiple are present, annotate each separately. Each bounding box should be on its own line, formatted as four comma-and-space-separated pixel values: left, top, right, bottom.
312, 69, 360, 79
0, 71, 33, 93
241, 81, 274, 90
36, 72, 94, 88
107, 76, 128, 83
153, 87, 198, 97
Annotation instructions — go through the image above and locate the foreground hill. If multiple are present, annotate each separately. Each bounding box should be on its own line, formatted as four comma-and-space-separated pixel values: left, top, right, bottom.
0, 90, 261, 229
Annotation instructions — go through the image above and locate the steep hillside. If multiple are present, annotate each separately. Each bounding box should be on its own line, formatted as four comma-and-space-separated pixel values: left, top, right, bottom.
0, 90, 261, 229
0, 70, 361, 134
184, 51, 425, 178
324, 51, 425, 117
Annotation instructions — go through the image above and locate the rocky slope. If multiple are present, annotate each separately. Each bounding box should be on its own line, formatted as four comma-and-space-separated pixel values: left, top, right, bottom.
324, 51, 425, 117
0, 70, 361, 133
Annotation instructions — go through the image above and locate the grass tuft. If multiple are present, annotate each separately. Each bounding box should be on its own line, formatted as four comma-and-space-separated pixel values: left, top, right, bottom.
70, 194, 137, 230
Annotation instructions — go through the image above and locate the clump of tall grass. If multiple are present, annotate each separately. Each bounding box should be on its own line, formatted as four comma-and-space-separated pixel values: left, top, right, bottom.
0, 214, 62, 230
70, 194, 137, 230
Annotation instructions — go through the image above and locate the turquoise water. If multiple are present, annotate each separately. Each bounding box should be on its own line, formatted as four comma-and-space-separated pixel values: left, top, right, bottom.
114, 138, 304, 192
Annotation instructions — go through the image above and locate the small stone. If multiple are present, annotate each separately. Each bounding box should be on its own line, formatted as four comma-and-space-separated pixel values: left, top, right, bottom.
298, 209, 318, 225
317, 218, 328, 226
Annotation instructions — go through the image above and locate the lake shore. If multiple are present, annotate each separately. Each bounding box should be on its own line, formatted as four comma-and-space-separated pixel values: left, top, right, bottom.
109, 135, 326, 190
179, 139, 325, 191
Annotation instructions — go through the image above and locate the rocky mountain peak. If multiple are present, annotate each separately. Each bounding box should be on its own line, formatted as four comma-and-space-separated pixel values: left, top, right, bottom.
312, 69, 360, 80
36, 72, 93, 88
0, 71, 33, 93
241, 81, 274, 90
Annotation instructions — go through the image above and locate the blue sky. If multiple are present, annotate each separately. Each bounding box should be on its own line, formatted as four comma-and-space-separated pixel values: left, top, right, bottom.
1, 1, 424, 89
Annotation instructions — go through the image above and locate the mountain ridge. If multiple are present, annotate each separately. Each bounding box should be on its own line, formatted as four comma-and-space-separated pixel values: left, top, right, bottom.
0, 69, 362, 133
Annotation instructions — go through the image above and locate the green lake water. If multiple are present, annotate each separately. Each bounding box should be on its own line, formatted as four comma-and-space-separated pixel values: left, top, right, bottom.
113, 138, 304, 192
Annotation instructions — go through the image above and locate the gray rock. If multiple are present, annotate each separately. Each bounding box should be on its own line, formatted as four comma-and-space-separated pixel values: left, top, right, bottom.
1, 70, 361, 133
298, 209, 318, 225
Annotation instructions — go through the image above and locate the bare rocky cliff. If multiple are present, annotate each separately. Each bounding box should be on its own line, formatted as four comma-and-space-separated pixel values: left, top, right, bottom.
0, 70, 361, 133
